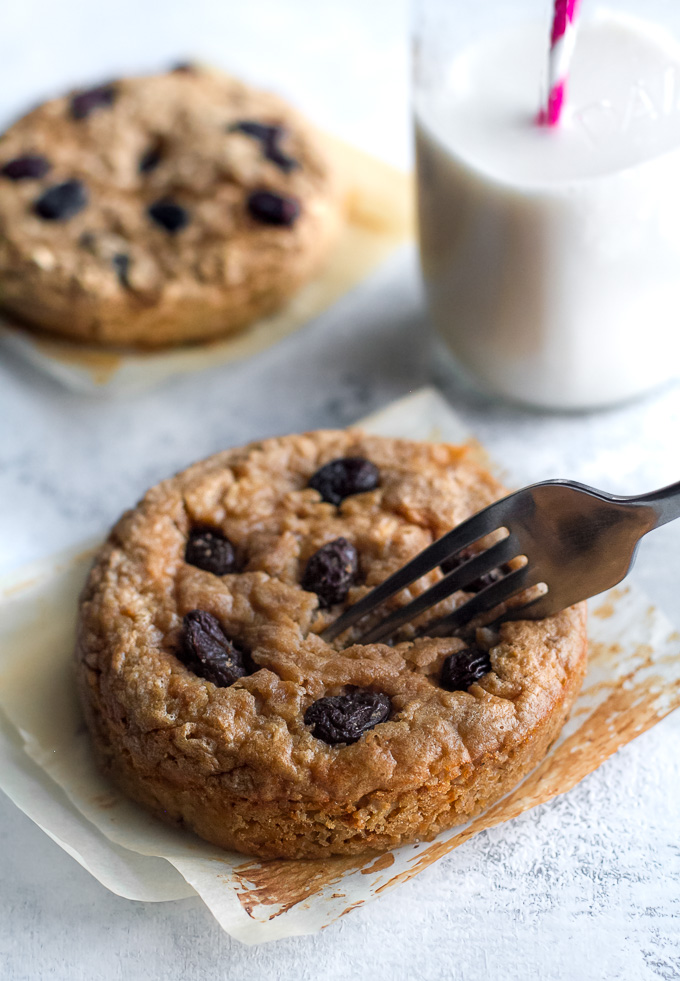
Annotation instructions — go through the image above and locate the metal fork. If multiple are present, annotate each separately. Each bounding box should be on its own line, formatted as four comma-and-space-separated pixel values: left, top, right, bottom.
321, 478, 680, 645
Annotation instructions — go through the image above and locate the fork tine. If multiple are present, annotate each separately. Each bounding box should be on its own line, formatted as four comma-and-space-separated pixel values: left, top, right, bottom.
491, 589, 556, 624
355, 534, 520, 645
423, 564, 540, 638
321, 490, 524, 643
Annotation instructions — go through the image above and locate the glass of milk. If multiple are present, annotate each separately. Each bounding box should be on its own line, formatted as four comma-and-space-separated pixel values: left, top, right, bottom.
414, 0, 680, 409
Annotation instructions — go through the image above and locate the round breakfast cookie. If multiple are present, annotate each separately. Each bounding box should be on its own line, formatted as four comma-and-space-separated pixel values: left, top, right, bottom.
0, 68, 342, 348
75, 432, 587, 859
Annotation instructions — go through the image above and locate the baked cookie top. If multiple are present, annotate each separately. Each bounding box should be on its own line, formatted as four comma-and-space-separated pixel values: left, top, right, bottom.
76, 431, 586, 807
0, 68, 341, 346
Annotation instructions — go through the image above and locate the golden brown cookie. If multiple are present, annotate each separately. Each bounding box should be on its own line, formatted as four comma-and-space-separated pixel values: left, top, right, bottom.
0, 68, 342, 348
75, 432, 587, 859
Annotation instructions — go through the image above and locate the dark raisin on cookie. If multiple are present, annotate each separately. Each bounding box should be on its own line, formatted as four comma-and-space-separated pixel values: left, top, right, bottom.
308, 457, 380, 507
1, 154, 51, 180
230, 120, 299, 173
301, 537, 358, 608
247, 190, 300, 226
139, 145, 163, 173
171, 61, 197, 73
304, 690, 391, 745
185, 529, 238, 576
440, 551, 505, 593
112, 252, 131, 287
439, 647, 491, 692
147, 198, 189, 233
71, 83, 117, 120
265, 143, 299, 173
231, 120, 278, 142
34, 180, 88, 221
180, 610, 253, 687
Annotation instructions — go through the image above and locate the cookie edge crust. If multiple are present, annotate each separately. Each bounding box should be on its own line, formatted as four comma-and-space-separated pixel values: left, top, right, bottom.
0, 213, 341, 350
76, 606, 587, 860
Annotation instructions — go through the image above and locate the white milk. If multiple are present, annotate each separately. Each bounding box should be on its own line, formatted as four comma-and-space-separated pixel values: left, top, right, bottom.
416, 12, 680, 409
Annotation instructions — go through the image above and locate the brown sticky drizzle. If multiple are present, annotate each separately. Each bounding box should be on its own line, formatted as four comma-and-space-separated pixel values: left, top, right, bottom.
233, 854, 367, 918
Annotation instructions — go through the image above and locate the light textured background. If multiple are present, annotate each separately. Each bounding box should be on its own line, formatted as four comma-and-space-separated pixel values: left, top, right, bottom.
1, 2, 680, 979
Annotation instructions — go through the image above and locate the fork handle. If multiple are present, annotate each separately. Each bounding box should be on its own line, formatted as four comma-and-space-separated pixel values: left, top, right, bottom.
628, 479, 680, 528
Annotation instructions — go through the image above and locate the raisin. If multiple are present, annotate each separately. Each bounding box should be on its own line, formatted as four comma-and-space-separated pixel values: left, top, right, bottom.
305, 690, 391, 745
230, 120, 299, 173
139, 145, 162, 173
34, 180, 88, 221
247, 190, 300, 226
1, 154, 51, 180
112, 253, 130, 287
440, 551, 505, 593
185, 529, 238, 575
301, 537, 358, 608
171, 61, 197, 73
308, 457, 380, 507
148, 198, 189, 233
265, 143, 298, 173
180, 610, 252, 687
71, 83, 116, 120
232, 120, 279, 143
439, 647, 491, 692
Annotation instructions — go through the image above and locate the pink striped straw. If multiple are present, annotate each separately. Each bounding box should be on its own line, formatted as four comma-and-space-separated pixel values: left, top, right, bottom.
538, 0, 582, 127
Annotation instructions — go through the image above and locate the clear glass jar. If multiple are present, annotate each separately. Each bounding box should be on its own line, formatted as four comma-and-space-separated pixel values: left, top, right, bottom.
414, 0, 680, 409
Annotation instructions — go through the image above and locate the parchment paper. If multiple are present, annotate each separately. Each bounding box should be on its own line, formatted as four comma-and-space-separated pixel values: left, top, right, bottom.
0, 136, 413, 396
1, 388, 679, 944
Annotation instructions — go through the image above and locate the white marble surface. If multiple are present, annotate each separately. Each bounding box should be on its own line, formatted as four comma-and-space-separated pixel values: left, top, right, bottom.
1, 2, 680, 979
